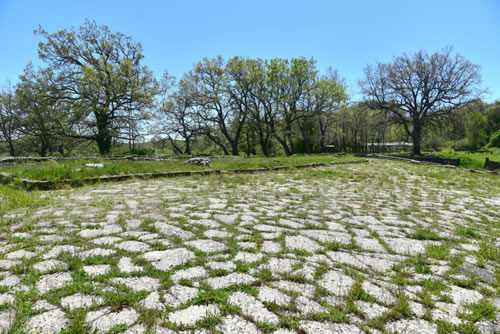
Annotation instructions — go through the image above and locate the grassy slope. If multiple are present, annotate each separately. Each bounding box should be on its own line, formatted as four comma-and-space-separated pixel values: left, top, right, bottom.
0, 155, 359, 181
389, 148, 500, 169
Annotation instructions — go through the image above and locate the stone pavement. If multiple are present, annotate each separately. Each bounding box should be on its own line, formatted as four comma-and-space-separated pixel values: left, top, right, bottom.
0, 160, 498, 333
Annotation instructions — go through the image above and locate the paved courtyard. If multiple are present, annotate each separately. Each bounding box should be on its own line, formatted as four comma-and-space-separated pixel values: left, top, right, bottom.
0, 160, 498, 333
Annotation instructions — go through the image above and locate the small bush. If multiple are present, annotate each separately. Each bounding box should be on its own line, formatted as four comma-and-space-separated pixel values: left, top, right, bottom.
489, 130, 500, 148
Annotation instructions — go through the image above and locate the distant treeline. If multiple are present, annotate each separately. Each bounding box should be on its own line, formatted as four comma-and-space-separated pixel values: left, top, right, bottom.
0, 20, 498, 157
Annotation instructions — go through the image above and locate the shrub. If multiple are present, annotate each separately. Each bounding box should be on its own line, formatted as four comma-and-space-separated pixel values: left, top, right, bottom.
489, 130, 500, 148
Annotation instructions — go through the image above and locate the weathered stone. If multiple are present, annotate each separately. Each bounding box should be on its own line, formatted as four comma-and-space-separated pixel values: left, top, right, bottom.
169, 304, 219, 326
183, 157, 210, 167
111, 276, 160, 292
217, 315, 258, 334
206, 273, 256, 289
185, 239, 227, 253
228, 291, 279, 324
118, 257, 143, 273
26, 309, 68, 334
33, 260, 68, 273
299, 321, 363, 333
319, 270, 355, 297
145, 248, 194, 270
385, 319, 437, 334
116, 240, 152, 252
163, 285, 199, 309
0, 309, 15, 333
83, 264, 111, 277
36, 272, 73, 294
85, 307, 139, 333
61, 293, 103, 311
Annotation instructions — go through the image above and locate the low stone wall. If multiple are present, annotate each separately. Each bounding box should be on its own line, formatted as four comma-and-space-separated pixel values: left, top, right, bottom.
1, 160, 368, 191
484, 157, 500, 171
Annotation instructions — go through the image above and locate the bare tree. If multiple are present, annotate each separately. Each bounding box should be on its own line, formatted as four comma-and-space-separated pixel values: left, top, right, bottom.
360, 47, 482, 155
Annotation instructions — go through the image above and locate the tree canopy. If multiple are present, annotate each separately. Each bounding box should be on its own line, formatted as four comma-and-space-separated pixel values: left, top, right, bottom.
360, 47, 483, 155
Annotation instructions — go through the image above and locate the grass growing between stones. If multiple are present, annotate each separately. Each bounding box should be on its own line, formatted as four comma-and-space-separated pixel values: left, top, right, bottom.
0, 159, 498, 333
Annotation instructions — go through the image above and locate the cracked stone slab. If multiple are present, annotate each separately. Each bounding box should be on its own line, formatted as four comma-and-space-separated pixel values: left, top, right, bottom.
260, 258, 300, 274
33, 260, 68, 273
5, 249, 36, 259
163, 284, 199, 309
319, 270, 355, 297
206, 273, 257, 289
32, 300, 58, 311
228, 291, 279, 324
447, 285, 483, 305
168, 304, 220, 326
171, 266, 207, 282
91, 236, 122, 246
185, 239, 227, 253
61, 293, 103, 311
355, 301, 388, 319
299, 321, 363, 333
257, 286, 291, 306
0, 260, 20, 270
79, 248, 116, 259
217, 315, 258, 334
285, 235, 322, 252
272, 280, 316, 298
295, 296, 328, 315
83, 264, 111, 277
0, 309, 15, 333
261, 241, 281, 253
154, 222, 194, 240
0, 293, 15, 306
78, 225, 122, 238
42, 245, 80, 259
386, 319, 437, 334
143, 248, 195, 271
116, 240, 152, 252
111, 276, 160, 292
26, 309, 68, 334
362, 281, 396, 305
140, 291, 165, 310
204, 229, 232, 238
85, 307, 139, 333
118, 257, 143, 273
234, 251, 264, 263
36, 272, 73, 294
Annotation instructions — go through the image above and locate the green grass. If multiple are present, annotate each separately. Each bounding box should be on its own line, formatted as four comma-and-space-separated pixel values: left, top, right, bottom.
389, 147, 500, 169
0, 185, 48, 216
0, 155, 360, 181
432, 148, 500, 169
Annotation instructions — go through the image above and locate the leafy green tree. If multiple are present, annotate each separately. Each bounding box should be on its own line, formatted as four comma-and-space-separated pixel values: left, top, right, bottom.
360, 47, 483, 155
489, 130, 500, 148
0, 82, 19, 156
16, 64, 68, 156
466, 111, 488, 149
35, 20, 158, 154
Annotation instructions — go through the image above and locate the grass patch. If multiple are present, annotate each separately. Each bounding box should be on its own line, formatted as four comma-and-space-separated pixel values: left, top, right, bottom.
0, 155, 360, 182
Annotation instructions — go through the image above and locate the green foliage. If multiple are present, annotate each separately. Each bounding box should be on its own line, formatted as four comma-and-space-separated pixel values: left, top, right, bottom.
489, 130, 500, 147
466, 111, 488, 149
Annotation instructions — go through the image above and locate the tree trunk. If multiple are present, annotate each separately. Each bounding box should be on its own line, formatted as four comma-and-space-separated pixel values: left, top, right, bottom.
8, 141, 15, 156
184, 139, 192, 155
231, 141, 239, 156
274, 133, 292, 156
412, 122, 422, 155
96, 116, 112, 155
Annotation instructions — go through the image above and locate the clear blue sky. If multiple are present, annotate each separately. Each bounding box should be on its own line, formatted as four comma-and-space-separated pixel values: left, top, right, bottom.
1, 0, 499, 102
